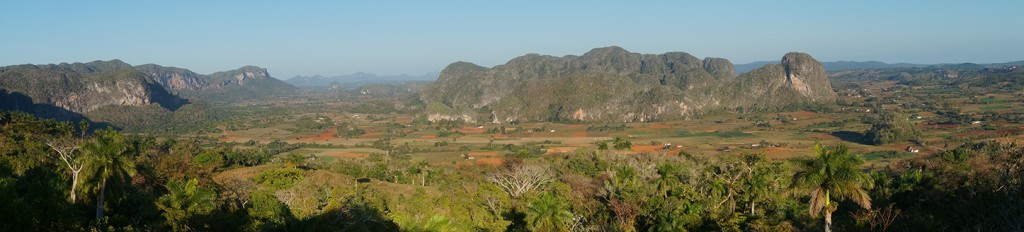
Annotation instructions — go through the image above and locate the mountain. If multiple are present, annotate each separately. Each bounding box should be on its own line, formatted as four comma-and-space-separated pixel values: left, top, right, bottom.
287, 72, 438, 90
421, 46, 836, 123
134, 64, 297, 101
0, 60, 184, 120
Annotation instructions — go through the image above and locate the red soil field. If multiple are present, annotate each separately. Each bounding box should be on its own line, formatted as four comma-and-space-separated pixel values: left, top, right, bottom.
299, 128, 336, 141
420, 135, 437, 139
467, 152, 499, 157
474, 158, 503, 165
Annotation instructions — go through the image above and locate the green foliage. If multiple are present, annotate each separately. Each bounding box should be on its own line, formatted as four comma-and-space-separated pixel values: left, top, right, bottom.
393, 214, 462, 232
864, 111, 921, 145
792, 142, 873, 231
193, 151, 225, 168
254, 167, 304, 190
156, 178, 217, 231
612, 137, 632, 150
525, 191, 573, 232
83, 127, 138, 219
587, 124, 628, 132
939, 147, 972, 164
247, 190, 292, 230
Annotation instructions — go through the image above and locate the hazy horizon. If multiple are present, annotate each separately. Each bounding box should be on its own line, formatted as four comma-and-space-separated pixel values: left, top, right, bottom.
2, 1, 1022, 78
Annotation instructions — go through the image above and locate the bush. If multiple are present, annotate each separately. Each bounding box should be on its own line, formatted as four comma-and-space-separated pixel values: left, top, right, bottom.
254, 168, 304, 189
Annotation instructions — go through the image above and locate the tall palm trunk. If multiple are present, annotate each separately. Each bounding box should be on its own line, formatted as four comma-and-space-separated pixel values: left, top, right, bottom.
824, 190, 832, 232
96, 178, 107, 220
825, 210, 832, 232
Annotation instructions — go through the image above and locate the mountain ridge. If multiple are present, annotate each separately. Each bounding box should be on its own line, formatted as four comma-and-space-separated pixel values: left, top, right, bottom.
421, 46, 836, 123
0, 60, 185, 120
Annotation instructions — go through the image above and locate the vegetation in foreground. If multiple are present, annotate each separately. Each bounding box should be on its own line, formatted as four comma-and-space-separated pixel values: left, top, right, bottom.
2, 111, 1023, 231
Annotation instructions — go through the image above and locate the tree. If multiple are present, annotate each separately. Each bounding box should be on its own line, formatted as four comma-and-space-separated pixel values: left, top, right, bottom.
47, 136, 85, 203
864, 111, 920, 145
613, 137, 632, 151
486, 163, 554, 198
738, 153, 785, 216
156, 178, 217, 231
596, 141, 609, 152
525, 192, 572, 232
82, 128, 136, 220
792, 142, 873, 232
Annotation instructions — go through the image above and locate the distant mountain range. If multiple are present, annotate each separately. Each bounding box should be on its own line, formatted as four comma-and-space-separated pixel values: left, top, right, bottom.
735, 60, 1024, 74
286, 72, 439, 90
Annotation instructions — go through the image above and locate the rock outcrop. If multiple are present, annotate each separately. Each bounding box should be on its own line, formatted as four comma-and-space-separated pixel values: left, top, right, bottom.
134, 64, 208, 91
421, 46, 836, 123
0, 60, 183, 117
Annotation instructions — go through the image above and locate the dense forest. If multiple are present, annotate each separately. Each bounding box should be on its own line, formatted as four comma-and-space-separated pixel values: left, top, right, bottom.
2, 111, 1022, 231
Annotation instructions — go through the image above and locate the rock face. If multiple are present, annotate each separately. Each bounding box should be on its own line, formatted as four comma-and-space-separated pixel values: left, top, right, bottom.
133, 65, 297, 102
134, 64, 208, 91
0, 60, 183, 118
421, 46, 836, 123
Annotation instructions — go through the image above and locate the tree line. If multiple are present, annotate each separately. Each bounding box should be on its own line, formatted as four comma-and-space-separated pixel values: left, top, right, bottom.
2, 111, 1022, 231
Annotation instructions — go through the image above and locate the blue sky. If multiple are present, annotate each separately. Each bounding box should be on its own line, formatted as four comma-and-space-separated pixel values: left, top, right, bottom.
1, 1, 1021, 78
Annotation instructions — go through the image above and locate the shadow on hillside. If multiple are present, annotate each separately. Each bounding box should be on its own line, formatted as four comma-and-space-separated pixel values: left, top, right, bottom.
0, 89, 115, 130
830, 131, 871, 145
148, 84, 189, 111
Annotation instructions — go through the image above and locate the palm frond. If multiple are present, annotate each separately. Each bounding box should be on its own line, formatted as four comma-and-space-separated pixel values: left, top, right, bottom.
809, 187, 827, 216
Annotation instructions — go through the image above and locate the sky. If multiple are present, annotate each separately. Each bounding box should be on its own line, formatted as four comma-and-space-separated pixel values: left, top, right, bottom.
1, 1, 1022, 79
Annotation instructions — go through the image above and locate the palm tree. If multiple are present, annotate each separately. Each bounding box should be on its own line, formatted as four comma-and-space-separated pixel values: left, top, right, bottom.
792, 142, 872, 232
157, 178, 217, 231
612, 137, 632, 151
526, 192, 573, 232
82, 128, 136, 220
